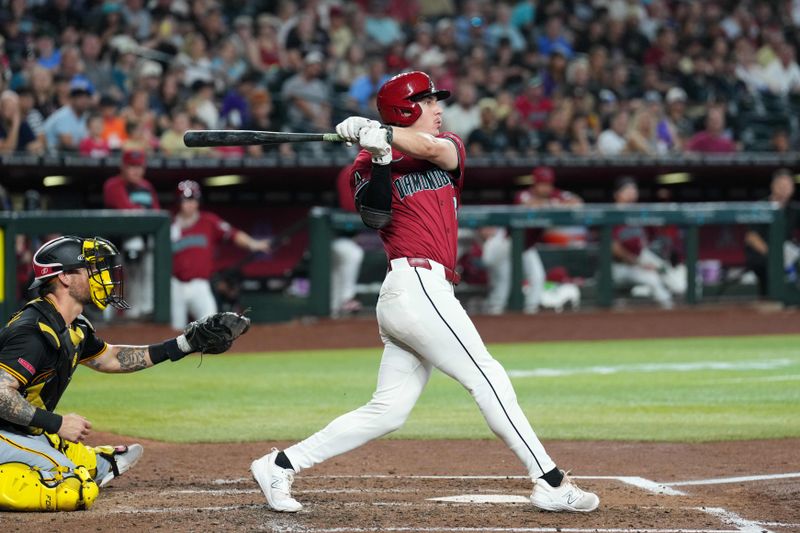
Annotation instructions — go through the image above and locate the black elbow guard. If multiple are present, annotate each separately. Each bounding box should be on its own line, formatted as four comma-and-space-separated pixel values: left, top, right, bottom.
360, 206, 392, 229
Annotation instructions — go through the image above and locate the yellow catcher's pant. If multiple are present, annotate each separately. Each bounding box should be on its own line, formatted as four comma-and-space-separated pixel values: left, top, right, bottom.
0, 430, 112, 511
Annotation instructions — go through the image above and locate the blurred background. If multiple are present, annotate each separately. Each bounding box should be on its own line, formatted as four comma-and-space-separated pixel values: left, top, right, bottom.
1, 0, 799, 325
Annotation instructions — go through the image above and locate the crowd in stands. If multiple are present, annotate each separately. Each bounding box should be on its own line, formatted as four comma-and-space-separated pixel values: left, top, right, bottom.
3, 0, 800, 160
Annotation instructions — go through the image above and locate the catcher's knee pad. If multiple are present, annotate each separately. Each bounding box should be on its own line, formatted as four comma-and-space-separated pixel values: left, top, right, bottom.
0, 463, 99, 511
45, 433, 100, 478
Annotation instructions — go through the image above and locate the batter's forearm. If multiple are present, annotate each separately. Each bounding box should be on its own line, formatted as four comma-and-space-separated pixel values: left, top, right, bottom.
0, 373, 35, 426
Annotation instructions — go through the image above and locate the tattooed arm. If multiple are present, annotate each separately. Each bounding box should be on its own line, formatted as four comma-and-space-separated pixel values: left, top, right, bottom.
82, 345, 156, 373
0, 371, 35, 426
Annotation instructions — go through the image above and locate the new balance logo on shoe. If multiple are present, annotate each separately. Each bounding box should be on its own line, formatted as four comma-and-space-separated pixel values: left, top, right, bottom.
530, 474, 600, 513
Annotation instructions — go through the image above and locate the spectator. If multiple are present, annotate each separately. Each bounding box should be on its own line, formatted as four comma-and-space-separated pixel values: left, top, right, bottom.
497, 108, 535, 156
536, 16, 573, 58
243, 89, 294, 158
331, 166, 366, 317
657, 87, 691, 152
0, 90, 40, 154
328, 5, 354, 60
15, 86, 46, 149
567, 112, 595, 156
103, 148, 160, 318
42, 78, 92, 153
514, 76, 553, 131
78, 113, 111, 158
80, 33, 115, 98
485, 3, 527, 51
98, 95, 127, 150
538, 107, 572, 155
467, 98, 500, 155
281, 51, 332, 134
761, 42, 800, 96
744, 169, 799, 296
348, 57, 389, 113
626, 107, 667, 155
685, 107, 737, 153
597, 110, 629, 156
170, 180, 270, 329
443, 80, 481, 140
159, 109, 199, 158
610, 177, 676, 309
187, 79, 219, 131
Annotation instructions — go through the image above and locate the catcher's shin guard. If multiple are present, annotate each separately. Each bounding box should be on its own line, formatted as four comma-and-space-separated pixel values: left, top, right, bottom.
0, 463, 99, 511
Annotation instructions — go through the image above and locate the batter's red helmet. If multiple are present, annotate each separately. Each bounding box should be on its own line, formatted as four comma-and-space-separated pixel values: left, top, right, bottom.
376, 71, 450, 126
177, 179, 202, 200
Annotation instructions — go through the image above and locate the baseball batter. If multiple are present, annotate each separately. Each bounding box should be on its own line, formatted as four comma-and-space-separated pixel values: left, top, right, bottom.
251, 71, 599, 513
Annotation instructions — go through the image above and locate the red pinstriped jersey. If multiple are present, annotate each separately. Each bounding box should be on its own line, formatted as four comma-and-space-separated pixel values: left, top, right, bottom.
350, 132, 466, 271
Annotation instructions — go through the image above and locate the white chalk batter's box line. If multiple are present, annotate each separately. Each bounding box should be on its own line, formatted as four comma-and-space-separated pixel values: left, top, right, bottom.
211, 471, 800, 497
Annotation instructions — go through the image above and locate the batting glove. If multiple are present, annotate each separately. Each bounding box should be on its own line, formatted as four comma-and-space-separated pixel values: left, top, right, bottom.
359, 126, 392, 165
336, 117, 381, 146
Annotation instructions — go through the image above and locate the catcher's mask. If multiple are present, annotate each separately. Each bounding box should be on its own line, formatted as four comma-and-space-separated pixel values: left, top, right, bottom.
30, 236, 130, 310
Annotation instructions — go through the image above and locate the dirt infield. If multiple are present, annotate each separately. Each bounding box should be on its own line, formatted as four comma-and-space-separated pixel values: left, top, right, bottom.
5, 306, 800, 531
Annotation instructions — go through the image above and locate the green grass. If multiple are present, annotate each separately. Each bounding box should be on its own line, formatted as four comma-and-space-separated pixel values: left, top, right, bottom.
58, 335, 800, 443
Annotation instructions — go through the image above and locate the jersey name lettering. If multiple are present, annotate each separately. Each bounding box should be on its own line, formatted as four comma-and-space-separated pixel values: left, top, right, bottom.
393, 169, 452, 200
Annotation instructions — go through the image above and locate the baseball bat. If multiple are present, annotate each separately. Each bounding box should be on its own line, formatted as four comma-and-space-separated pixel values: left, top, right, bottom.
184, 129, 345, 147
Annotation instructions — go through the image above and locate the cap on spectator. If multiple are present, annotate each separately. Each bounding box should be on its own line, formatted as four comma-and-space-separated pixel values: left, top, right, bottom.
304, 50, 325, 64
329, 5, 344, 18
69, 78, 94, 97
121, 148, 146, 167
666, 87, 688, 103
138, 60, 163, 78
532, 166, 555, 184
599, 89, 617, 103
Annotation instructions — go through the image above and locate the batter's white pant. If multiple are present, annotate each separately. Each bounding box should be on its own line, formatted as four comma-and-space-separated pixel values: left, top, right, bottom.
331, 237, 365, 315
171, 277, 218, 330
284, 258, 557, 479
481, 229, 546, 314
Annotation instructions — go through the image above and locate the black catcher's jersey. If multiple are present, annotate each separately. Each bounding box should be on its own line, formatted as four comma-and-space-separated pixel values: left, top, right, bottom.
0, 297, 107, 434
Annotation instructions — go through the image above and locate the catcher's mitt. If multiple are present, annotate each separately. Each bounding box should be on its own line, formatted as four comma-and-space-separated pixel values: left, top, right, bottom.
183, 312, 251, 354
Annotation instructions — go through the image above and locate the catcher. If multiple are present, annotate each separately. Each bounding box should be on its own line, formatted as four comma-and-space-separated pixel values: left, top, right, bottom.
0, 236, 250, 511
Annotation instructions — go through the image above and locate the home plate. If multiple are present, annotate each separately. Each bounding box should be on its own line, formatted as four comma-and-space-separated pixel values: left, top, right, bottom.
427, 494, 530, 504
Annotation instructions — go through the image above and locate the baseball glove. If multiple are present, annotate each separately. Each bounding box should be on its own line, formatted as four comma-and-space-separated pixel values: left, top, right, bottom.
183, 312, 251, 354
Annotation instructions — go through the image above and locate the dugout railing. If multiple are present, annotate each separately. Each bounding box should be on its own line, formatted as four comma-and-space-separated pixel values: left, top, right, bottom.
0, 211, 172, 322
308, 202, 786, 316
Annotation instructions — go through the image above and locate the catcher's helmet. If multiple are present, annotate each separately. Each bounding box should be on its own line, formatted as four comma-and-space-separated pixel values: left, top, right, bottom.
177, 179, 202, 200
376, 71, 450, 127
29, 236, 130, 310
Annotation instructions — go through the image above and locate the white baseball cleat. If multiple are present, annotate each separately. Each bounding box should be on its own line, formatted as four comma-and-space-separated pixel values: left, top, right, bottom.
98, 444, 144, 487
251, 448, 302, 512
530, 471, 599, 512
